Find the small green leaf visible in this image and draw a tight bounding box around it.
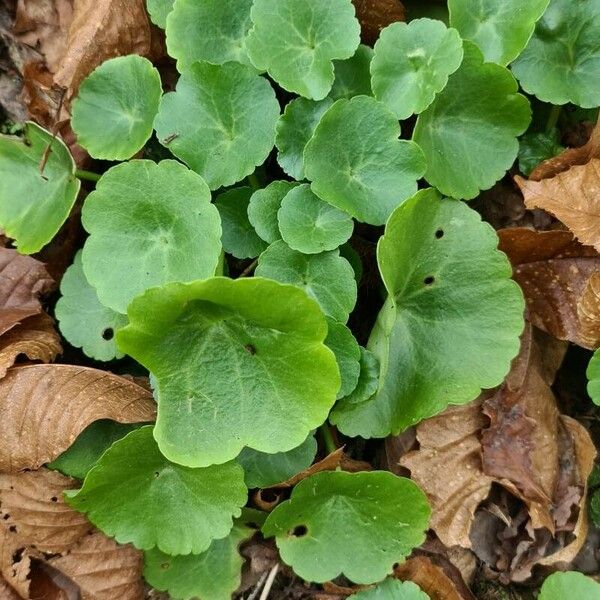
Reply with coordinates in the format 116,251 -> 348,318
278,184 -> 354,254
147,0 -> 174,28
215,187 -> 267,259
116,277 -> 339,467
330,44 -> 374,100
166,0 -> 254,71
512,0 -> 600,108
591,489 -> 600,527
305,96 -> 426,225
248,181 -> 298,244
341,347 -> 379,405
246,0 -> 361,100
371,19 -> 463,120
81,160 -> 221,314
154,61 -> 279,190
413,42 -> 531,199
331,189 -> 524,437
48,420 -> 141,480
539,572 -> 600,600
275,97 -> 333,181
55,251 -> 128,361
237,434 -> 318,489
518,129 -> 564,176
255,241 -> 357,323
71,55 -> 162,161
340,243 -> 363,284
449,0 -> 550,65
262,471 -> 430,584
587,350 -> 600,405
350,579 -> 430,600
325,318 -> 361,399
0,122 -> 80,254
66,426 -> 247,555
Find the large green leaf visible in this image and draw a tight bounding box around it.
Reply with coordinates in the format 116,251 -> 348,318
117,277 -> 339,467
413,42 -> 531,199
304,96 -> 426,225
371,19 -> 463,120
71,55 -> 161,160
66,426 -> 247,555
331,189 -> 524,437
0,122 -> 80,254
147,0 -> 174,28
449,0 -> 549,65
154,61 -> 279,190
81,160 -> 221,314
350,579 -> 430,600
330,44 -> 374,100
246,0 -> 361,100
340,347 -> 379,405
325,318 -> 361,399
587,350 -> 600,406
262,471 -> 430,584
248,181 -> 298,243
512,0 -> 600,108
539,572 -> 600,599
166,0 -> 254,71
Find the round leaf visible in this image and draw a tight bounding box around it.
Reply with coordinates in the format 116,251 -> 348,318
66,426 -> 247,555
325,318 -> 361,399
330,44 -> 374,100
71,55 -> 162,160
81,160 -> 221,314
587,350 -> 600,406
0,122 -> 80,254
262,471 -> 430,584
518,129 -> 564,176
255,241 -> 357,323
449,0 -> 550,65
350,579 -> 430,600
371,20 -> 463,121
331,189 -> 525,437
154,61 -> 280,190
246,0 -> 361,100
55,251 -> 128,361
304,96 -> 426,225
248,181 -> 298,244
166,0 -> 254,71
413,42 -> 531,199
512,0 -> 600,108
147,0 -> 174,28
341,347 -> 379,405
116,277 -> 340,467
278,184 -> 354,254
539,571 -> 600,600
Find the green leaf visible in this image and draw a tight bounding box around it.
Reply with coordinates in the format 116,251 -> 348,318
66,426 -> 247,555
166,0 -> 253,71
246,0 -> 361,100
262,471 -> 430,584
81,160 -> 221,314
448,0 -> 550,65
539,572 -> 600,600
330,44 -> 374,100
248,181 -> 298,244
350,579 -> 430,600
341,347 -> 379,405
278,184 -> 354,254
48,420 -> 141,480
55,251 -> 128,361
518,129 -> 564,176
215,187 -> 267,259
116,277 -> 339,467
371,19 -> 463,120
304,96 -> 426,225
591,489 -> 600,527
237,434 -> 318,488
255,241 -> 357,323
331,189 -> 524,437
0,122 -> 80,254
587,350 -> 600,406
340,243 -> 363,284
275,97 -> 333,181
325,318 -> 361,399
512,0 -> 600,108
154,61 -> 279,190
147,0 -> 174,28
71,55 -> 162,161
413,42 -> 531,199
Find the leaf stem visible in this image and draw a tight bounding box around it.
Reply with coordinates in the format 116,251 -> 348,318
75,169 -> 102,183
239,258 -> 258,278
546,105 -> 561,133
320,423 -> 337,455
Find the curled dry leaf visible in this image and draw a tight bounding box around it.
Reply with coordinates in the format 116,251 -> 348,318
578,272 -> 600,349
352,0 -> 405,45
0,364 -> 156,472
267,448 -> 346,489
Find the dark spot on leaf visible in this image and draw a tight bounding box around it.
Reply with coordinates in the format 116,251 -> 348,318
12,548 -> 24,564
50,496 -> 58,503
435,229 -> 444,239
289,524 -> 308,537
3,514 -> 9,520
9,525 -> 17,533
154,471 -> 160,478
160,562 -> 170,570
260,489 -> 279,503
244,344 -> 256,355
423,276 -> 435,286
102,328 -> 114,341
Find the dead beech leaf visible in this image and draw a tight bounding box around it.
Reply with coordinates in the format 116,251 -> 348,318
0,364 -> 156,472
0,576 -> 21,600
352,0 -> 405,45
515,159 -> 600,251
578,272 -> 600,348
268,448 -> 345,489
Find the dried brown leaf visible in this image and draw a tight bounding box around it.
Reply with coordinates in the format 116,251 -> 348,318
352,0 -> 405,45
0,364 -> 156,472
0,576 -> 21,600
268,448 -> 346,489
578,272 -> 600,348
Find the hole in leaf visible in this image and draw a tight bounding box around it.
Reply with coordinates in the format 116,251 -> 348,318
154,471 -> 160,478
102,328 -> 114,341
423,276 -> 435,286
12,548 -> 24,564
435,229 -> 444,239
50,496 -> 58,503
244,344 -> 256,355
9,525 -> 17,533
160,562 -> 170,571
3,514 -> 9,520
289,524 -> 308,538
260,489 -> 279,503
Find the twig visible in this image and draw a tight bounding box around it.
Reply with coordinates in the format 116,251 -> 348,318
259,564 -> 279,600
239,259 -> 258,278
246,570 -> 270,600
39,87 -> 67,176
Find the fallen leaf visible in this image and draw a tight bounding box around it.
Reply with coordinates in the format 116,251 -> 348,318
0,364 -> 156,472
352,0 -> 405,45
0,576 -> 21,600
578,272 -> 600,349
268,448 -> 346,489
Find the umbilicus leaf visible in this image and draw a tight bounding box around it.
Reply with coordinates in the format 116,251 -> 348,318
349,579 -> 430,600
246,0 -> 361,100
304,96 -> 426,225
66,426 -> 247,555
331,189 -> 524,438
413,42 -> 531,199
117,277 -> 340,467
0,122 -> 80,254
539,571 -> 600,600
587,350 -> 600,406
81,160 -> 221,314
154,61 -> 279,190
371,19 -> 463,120
262,470 -> 430,584
71,55 -> 162,160
330,44 -> 374,100
147,0 -> 174,28
325,318 -> 361,399
248,181 -> 298,244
